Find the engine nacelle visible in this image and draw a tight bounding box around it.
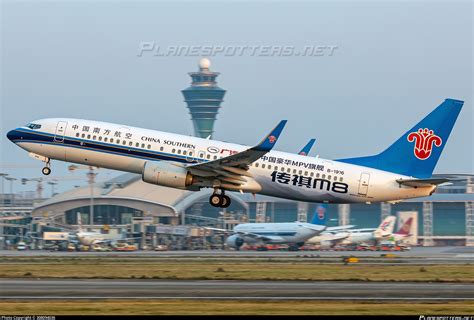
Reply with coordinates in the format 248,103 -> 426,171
225,234 -> 245,249
142,161 -> 193,189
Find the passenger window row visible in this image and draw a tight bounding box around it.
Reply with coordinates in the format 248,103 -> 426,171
250,162 -> 344,182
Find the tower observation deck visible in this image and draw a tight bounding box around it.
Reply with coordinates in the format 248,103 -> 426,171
182,58 -> 226,139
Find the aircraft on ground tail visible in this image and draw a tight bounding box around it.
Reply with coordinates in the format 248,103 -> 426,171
6,99 -> 464,208
298,139 -> 316,156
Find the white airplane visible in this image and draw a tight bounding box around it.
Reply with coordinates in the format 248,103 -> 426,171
306,216 -> 396,247
6,99 -> 463,208
73,213 -> 139,246
222,220 -> 355,250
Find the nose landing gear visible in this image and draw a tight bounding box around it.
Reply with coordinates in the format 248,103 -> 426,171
42,159 -> 51,175
209,189 -> 231,208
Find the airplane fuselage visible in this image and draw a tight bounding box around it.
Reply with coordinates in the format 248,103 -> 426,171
7,118 -> 436,204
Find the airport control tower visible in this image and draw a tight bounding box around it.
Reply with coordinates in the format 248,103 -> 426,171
182,58 -> 226,139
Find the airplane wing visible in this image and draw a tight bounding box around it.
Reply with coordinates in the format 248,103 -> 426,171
298,139 -> 316,156
396,178 -> 451,187
325,225 -> 355,232
346,228 -> 376,232
327,233 -> 351,241
204,228 -> 283,242
235,231 -> 280,242
301,224 -> 327,233
186,120 -> 287,191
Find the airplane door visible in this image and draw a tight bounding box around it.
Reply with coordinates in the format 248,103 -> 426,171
358,172 -> 370,196
53,121 -> 68,143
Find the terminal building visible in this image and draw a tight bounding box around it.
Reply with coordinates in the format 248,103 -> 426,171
1,59 -> 473,248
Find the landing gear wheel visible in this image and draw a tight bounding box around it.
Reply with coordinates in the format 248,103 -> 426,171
221,195 -> 231,208
209,194 -> 223,207
42,167 -> 51,175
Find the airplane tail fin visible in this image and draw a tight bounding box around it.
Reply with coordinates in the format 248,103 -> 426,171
394,217 -> 413,236
310,204 -> 327,225
337,99 -> 464,178
375,216 -> 396,237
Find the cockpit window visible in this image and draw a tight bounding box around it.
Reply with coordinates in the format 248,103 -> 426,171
26,123 -> 42,130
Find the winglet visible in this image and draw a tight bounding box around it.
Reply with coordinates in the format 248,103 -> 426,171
253,120 -> 287,151
299,138 -> 316,156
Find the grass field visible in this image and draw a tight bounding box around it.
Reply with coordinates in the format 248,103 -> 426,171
1,300 -> 473,315
0,257 -> 472,282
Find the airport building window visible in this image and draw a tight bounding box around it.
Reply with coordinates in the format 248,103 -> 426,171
65,205 -> 143,225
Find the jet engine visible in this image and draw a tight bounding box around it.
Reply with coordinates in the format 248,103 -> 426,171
142,161 -> 194,189
225,234 -> 245,250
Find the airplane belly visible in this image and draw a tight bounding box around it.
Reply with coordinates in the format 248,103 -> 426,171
18,142 -> 66,161
65,146 -> 145,174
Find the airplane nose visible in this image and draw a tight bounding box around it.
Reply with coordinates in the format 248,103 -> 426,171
6,129 -> 17,141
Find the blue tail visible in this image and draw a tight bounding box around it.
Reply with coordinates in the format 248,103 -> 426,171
337,99 -> 464,178
311,204 -> 327,225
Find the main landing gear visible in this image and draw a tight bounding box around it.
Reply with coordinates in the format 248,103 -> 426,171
209,189 -> 231,208
42,159 -> 51,176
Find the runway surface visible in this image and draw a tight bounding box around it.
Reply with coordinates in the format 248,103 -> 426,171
1,247 -> 473,264
1,279 -> 473,300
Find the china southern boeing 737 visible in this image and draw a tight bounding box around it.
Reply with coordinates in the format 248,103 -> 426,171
6,99 -> 463,208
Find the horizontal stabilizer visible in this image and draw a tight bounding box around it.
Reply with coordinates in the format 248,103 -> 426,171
396,178 -> 451,187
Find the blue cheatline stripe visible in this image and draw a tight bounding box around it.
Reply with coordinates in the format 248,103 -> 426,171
11,128 -> 207,165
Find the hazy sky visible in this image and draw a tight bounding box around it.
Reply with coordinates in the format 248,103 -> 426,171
1,0 -> 472,195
